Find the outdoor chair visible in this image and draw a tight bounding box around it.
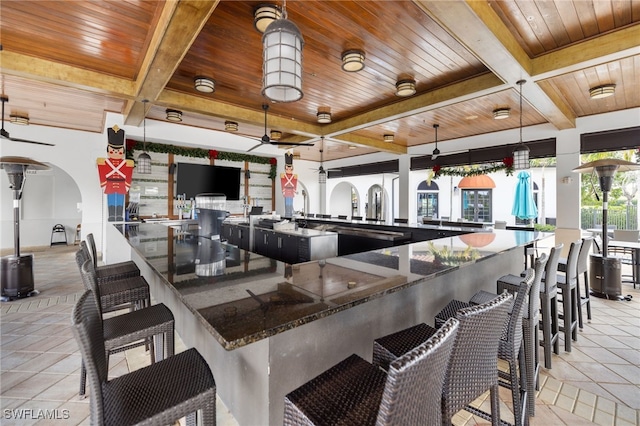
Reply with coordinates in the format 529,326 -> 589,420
77,259 -> 175,398
71,290 -> 216,425
283,318 -> 459,426
372,292 -> 513,426
556,239 -> 582,352
394,218 -> 409,224
75,249 -> 150,314
559,237 -> 593,328
86,233 -> 140,282
611,230 -> 639,286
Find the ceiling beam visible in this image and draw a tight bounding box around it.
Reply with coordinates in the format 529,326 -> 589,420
413,0 -> 576,130
0,51 -> 136,97
124,0 -> 220,126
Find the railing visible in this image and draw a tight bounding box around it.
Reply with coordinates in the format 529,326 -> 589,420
581,206 -> 638,230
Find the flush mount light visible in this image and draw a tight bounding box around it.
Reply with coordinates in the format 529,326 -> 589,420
383,134 -> 394,143
395,79 -> 416,97
348,145 -> 357,150
589,84 -> 616,99
9,114 -> 29,125
317,106 -> 331,123
253,3 -> 282,33
224,121 -> 238,132
341,50 -> 365,72
194,76 -> 215,93
166,109 -> 182,122
270,130 -> 282,140
493,108 -> 510,120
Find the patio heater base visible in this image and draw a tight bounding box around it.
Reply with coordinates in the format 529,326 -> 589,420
0,254 -> 38,301
589,254 -> 628,301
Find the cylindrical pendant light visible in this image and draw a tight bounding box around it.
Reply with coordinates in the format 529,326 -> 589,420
261,1 -> 304,103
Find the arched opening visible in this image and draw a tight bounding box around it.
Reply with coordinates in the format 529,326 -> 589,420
329,182 -> 358,218
417,180 -> 440,219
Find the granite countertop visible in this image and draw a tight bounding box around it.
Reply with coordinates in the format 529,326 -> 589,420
121,222 -> 549,350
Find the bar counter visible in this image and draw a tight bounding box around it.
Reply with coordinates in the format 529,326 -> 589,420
105,222 -> 550,426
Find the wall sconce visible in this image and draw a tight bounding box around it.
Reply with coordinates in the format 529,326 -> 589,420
317,106 -> 331,123
395,79 -> 416,97
589,84 -> 616,99
561,176 -> 573,184
383,134 -> 394,143
194,76 -> 215,93
493,108 -> 510,120
225,121 -> 238,132
253,3 -> 282,33
270,130 -> 282,140
341,50 -> 365,72
166,109 -> 182,122
245,169 -> 251,179
9,114 -> 29,125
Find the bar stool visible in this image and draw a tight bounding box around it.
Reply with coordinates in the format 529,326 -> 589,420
559,237 -> 593,329
494,253 -> 547,418
539,245 -> 563,369
86,233 -> 140,282
372,292 -> 513,425
283,318 -> 459,426
557,240 -> 582,352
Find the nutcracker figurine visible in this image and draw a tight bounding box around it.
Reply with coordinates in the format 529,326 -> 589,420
280,152 -> 298,218
97,125 -> 134,221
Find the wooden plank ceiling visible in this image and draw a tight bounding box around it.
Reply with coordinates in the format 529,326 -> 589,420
1,0 -> 638,162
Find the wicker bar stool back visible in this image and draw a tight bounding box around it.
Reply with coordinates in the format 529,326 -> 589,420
557,240 -> 582,352
441,291 -> 512,426
77,259 -> 175,398
539,244 -> 562,369
85,234 -> 140,282
71,290 -> 216,426
75,248 -> 150,314
283,317 -> 460,426
575,237 -> 593,328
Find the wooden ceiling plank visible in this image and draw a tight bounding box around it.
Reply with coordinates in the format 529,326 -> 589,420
414,0 -> 575,130
0,51 -> 136,97
329,135 -> 407,155
125,0 -> 220,125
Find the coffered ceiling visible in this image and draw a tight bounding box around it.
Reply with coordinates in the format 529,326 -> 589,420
1,0 -> 638,162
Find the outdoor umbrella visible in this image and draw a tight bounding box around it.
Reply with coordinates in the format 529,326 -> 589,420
511,171 -> 538,221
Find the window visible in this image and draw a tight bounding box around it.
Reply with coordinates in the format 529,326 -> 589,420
417,181 -> 439,218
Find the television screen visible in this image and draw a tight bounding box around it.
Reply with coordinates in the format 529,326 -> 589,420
176,163 -> 241,200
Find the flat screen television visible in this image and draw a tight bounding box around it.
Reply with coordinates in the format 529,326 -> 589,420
176,163 -> 241,200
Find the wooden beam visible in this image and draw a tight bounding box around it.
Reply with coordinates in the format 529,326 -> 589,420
124,0 -> 220,126
413,0 -> 575,130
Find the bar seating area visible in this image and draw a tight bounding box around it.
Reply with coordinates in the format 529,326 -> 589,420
3,238 -> 640,425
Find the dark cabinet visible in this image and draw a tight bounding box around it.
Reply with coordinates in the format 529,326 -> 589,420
222,223 -> 250,251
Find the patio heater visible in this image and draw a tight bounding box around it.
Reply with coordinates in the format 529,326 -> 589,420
0,156 -> 50,301
573,159 -> 640,300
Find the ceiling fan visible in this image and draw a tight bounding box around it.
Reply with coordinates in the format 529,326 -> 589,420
0,96 -> 55,146
247,103 -> 314,152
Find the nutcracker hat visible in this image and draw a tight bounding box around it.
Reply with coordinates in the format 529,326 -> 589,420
107,126 -> 125,148
285,152 -> 294,166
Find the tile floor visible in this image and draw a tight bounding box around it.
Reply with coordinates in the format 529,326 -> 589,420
1,244 -> 638,425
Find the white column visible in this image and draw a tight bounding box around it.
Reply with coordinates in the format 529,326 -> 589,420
555,129 -> 581,229
398,155 -> 410,220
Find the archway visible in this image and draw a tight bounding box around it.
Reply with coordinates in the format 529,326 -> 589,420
366,184 -> 387,220
330,182 -> 359,218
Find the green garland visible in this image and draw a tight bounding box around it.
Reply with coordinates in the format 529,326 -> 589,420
126,140 -> 278,180
432,157 -> 514,178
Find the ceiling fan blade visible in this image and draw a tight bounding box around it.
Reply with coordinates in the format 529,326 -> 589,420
270,141 -> 314,147
247,143 -> 263,152
8,136 -> 55,146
